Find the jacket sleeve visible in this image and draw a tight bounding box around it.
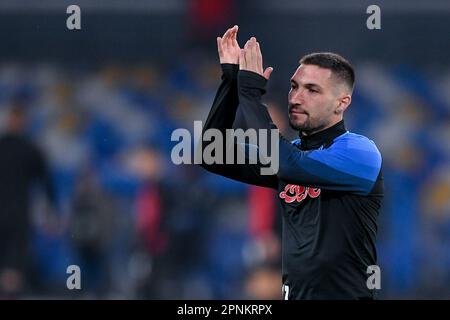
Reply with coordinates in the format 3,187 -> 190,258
198,64 -> 279,189
237,70 -> 382,195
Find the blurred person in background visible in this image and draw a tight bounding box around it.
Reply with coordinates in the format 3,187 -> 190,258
68,168 -> 116,298
0,103 -> 57,298
127,146 -> 169,298
129,146 -> 213,299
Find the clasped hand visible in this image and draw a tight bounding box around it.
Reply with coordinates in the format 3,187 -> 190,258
217,25 -> 273,80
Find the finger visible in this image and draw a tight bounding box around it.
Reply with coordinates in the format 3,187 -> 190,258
229,25 -> 238,35
245,43 -> 253,71
248,37 -> 258,72
222,27 -> 233,40
263,67 -> 274,80
222,32 -> 229,52
243,40 -> 250,67
244,39 -> 250,50
232,25 -> 238,37
221,28 -> 232,52
226,28 -> 235,48
224,25 -> 237,42
239,49 -> 246,70
217,37 -> 223,56
230,25 -> 238,38
231,25 -> 239,47
250,37 -> 258,72
256,41 -> 262,73
245,38 -> 253,57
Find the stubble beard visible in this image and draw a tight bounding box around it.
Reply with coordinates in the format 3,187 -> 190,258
289,116 -> 329,136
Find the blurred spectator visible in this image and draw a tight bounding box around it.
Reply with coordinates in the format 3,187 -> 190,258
0,104 -> 56,298
68,168 -> 116,298
244,265 -> 281,300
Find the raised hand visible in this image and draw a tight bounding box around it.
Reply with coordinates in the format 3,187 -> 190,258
239,37 -> 273,80
217,25 -> 241,64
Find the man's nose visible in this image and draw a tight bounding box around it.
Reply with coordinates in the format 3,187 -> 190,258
289,89 -> 304,105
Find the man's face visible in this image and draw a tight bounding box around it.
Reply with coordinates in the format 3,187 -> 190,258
288,64 -> 342,134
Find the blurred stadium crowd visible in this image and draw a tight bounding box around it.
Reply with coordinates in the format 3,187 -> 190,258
0,56 -> 449,299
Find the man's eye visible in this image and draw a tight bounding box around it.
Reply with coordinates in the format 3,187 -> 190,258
308,88 -> 318,93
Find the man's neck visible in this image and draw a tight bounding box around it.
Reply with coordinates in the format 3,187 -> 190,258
301,119 -> 343,137
298,119 -> 346,151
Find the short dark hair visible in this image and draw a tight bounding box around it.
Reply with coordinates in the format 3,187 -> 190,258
299,52 -> 355,91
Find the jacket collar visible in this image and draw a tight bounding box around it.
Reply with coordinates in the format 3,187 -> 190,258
299,120 -> 347,150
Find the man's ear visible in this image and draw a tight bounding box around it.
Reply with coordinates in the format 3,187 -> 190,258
335,95 -> 351,115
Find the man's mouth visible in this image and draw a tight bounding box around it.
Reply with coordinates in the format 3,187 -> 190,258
289,108 -> 307,115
